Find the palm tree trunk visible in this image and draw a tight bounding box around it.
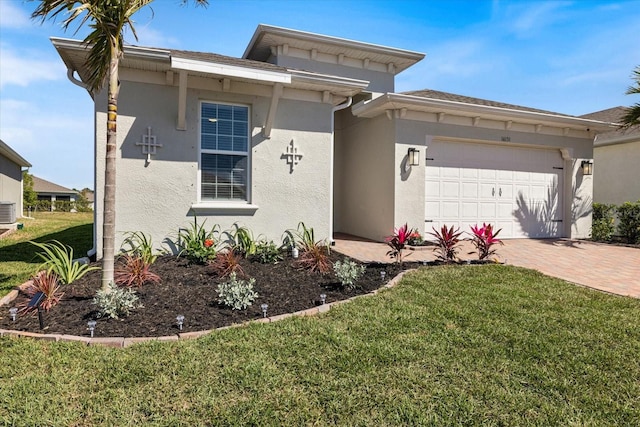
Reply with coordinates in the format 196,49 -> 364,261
101,44 -> 120,291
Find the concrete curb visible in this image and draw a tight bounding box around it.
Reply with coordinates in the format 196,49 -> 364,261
0,269 -> 414,348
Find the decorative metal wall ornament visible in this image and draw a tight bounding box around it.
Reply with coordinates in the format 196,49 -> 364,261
282,139 -> 303,172
136,127 -> 163,162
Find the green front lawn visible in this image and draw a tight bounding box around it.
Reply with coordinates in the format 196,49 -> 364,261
0,212 -> 93,295
1,265 -> 638,426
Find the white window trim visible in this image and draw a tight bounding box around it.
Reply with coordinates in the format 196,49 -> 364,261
196,100 -> 255,210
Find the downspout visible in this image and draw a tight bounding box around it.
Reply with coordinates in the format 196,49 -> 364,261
329,96 -> 352,243
65,67 -> 98,259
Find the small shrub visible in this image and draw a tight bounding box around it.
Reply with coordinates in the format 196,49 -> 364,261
407,230 -> 423,246
216,272 -> 258,310
284,222 -> 332,273
616,200 -> 640,244
428,225 -> 463,263
21,271 -> 64,312
468,223 -> 503,260
93,282 -> 140,319
296,242 -> 332,273
253,240 -> 283,264
210,249 -> 245,278
228,225 -> 261,258
333,259 -> 366,290
385,223 -> 416,264
114,254 -> 161,288
31,240 -> 99,285
121,231 -> 160,265
177,217 -> 220,264
591,203 -> 616,241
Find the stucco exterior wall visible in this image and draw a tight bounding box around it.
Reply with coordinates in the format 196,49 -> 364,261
274,55 -> 395,94
0,155 -> 23,218
594,140 -> 640,205
334,112 -> 395,241
93,78 -> 334,257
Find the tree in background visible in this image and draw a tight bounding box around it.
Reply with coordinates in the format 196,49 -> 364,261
31,0 -> 208,291
621,66 -> 640,128
22,170 -> 37,212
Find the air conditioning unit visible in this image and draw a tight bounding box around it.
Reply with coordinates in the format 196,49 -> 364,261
0,202 -> 16,224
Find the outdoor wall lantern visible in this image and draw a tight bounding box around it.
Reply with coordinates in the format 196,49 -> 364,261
581,160 -> 594,175
407,147 -> 420,166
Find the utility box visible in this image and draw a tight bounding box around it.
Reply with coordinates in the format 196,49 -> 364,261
0,202 -> 16,224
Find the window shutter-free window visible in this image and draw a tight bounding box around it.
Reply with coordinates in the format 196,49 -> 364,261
200,102 -> 249,201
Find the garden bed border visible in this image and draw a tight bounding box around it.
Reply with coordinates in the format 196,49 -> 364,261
0,270 -> 414,348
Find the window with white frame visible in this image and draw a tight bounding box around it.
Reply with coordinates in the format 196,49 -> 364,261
200,102 -> 249,201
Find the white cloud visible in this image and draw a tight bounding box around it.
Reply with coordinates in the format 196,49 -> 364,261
0,2 -> 31,29
0,46 -> 65,88
493,1 -> 572,37
124,24 -> 178,48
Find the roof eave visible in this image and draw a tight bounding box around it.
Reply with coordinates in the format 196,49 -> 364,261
0,141 -> 31,167
353,93 -> 616,132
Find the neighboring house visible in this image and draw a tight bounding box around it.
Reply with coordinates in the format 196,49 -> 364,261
32,175 -> 77,211
580,107 -> 640,205
52,24 -> 614,257
0,140 -> 31,223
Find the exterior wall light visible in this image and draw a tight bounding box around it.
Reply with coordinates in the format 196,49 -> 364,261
407,148 -> 420,166
581,160 -> 593,175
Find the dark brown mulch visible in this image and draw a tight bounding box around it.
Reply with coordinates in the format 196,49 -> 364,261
1,252 -> 417,338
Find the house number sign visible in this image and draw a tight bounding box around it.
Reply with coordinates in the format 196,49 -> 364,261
136,127 -> 163,162
283,139 -> 303,172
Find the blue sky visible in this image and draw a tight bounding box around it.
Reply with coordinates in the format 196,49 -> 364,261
1,0 -> 639,190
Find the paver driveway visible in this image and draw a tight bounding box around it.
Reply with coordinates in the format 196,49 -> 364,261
333,234 -> 640,298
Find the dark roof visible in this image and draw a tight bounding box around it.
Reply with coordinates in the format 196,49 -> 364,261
167,48 -> 288,73
580,106 -> 626,123
402,89 -> 576,118
581,107 -> 640,139
32,176 -> 77,195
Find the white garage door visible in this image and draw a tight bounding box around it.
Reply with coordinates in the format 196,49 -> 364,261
425,140 -> 564,239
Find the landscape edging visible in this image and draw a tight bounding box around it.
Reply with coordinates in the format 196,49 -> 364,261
0,269 -> 415,348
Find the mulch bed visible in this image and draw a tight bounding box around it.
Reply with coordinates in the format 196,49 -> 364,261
1,252 -> 418,338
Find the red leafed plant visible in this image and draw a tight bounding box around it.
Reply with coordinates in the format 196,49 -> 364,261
210,249 -> 245,278
385,223 -> 415,264
428,225 -> 463,263
21,270 -> 64,312
469,223 -> 503,260
115,254 -> 161,288
295,242 -> 332,273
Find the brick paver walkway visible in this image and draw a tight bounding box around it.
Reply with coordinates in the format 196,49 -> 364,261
333,234 -> 640,298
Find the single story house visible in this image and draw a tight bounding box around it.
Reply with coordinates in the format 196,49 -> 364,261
0,139 -> 31,223
32,175 -> 77,211
580,107 -> 640,206
52,24 -> 615,257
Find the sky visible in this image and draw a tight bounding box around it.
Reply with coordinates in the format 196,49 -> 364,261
1,0 -> 639,191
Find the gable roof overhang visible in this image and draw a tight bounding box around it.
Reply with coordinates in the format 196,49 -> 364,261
580,106 -> 640,147
51,37 -> 368,98
352,93 -> 616,135
0,140 -> 31,168
243,24 -> 425,74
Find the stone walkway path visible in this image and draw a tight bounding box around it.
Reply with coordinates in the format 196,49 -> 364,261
333,234 -> 640,298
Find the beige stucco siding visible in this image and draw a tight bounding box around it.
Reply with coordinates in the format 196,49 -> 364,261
93,78 -> 334,257
594,140 -> 640,205
334,112 -> 395,241
0,156 -> 24,218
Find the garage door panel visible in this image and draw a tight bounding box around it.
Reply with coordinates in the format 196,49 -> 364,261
442,202 -> 459,217
461,202 -> 478,218
425,140 -> 563,239
442,182 -> 460,198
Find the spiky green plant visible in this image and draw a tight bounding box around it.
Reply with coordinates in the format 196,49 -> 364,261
120,231 -> 160,265
31,240 -> 99,285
